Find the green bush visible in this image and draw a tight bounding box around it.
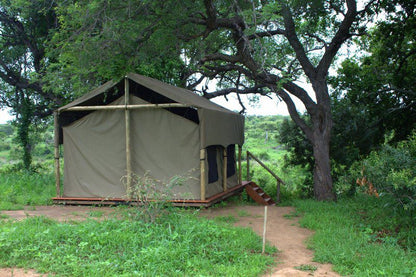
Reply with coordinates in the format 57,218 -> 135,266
338,132 -> 416,213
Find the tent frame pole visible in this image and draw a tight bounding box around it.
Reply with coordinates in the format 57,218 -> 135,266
54,111 -> 61,197
238,145 -> 242,184
223,147 -> 227,192
125,77 -> 132,198
62,103 -> 190,111
200,149 -> 206,200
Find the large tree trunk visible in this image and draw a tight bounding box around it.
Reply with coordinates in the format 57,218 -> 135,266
310,100 -> 336,201
312,130 -> 336,201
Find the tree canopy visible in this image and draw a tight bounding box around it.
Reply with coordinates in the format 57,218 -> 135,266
1,0 -> 413,200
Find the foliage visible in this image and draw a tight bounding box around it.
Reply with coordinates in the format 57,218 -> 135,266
0,0 -> 63,169
0,212 -> 276,276
46,0 -> 191,97
295,197 -> 416,275
337,132 -> 416,214
329,0 -> 416,146
121,171 -> 189,223
0,172 -> 55,210
243,115 -> 311,202
47,0 -> 380,200
0,123 -> 55,169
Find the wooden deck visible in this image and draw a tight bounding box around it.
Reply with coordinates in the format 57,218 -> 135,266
52,182 -> 249,207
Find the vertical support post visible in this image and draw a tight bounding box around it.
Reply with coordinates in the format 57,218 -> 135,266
222,147 -> 227,192
124,77 -> 132,198
262,205 -> 268,254
246,151 -> 250,181
238,145 -> 242,184
54,111 -> 61,197
200,149 -> 206,200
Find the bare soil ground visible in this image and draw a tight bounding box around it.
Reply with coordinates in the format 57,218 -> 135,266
0,204 -> 339,277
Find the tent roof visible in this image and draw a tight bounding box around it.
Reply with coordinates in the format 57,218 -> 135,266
58,73 -> 234,114
57,73 -> 244,147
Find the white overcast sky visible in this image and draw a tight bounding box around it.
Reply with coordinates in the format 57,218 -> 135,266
0,95 -> 297,124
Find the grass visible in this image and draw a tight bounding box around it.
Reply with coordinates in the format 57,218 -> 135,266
294,196 -> 416,276
0,211 -> 276,276
0,172 -> 55,210
294,264 -> 317,272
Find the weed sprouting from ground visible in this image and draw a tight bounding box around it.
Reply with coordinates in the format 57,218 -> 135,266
294,264 -> 317,272
121,171 -> 191,223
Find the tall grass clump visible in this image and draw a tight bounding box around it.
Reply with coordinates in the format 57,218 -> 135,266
294,197 -> 416,276
0,211 -> 276,276
0,171 -> 55,210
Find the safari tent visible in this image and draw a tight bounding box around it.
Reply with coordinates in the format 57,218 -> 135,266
53,73 -> 245,206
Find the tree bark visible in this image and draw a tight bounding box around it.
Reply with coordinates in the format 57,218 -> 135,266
309,83 -> 336,201
312,128 -> 335,201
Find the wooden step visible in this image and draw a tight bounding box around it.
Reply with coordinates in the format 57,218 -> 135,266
244,181 -> 275,206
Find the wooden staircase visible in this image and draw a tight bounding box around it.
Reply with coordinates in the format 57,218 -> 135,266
244,181 -> 275,206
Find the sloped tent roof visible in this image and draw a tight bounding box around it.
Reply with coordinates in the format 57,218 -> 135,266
57,73 -> 244,148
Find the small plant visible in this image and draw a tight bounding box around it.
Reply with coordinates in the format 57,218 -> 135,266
0,213 -> 10,219
237,209 -> 251,217
283,210 -> 300,219
214,215 -> 238,224
88,210 -> 104,218
295,264 -> 318,272
121,171 -> 189,223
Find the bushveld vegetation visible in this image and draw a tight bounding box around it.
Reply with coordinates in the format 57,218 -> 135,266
0,212 -> 276,276
1,115 -> 416,276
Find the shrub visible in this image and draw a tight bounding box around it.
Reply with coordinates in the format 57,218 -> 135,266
337,131 -> 416,214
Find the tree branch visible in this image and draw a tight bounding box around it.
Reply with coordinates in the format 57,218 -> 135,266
247,28 -> 285,40
203,84 -> 268,99
281,4 -> 316,79
317,0 -> 357,78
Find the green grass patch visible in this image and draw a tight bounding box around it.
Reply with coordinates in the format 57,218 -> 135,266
294,196 -> 416,276
0,211 -> 276,276
237,209 -> 251,217
283,210 -> 300,219
0,172 -> 55,210
294,264 -> 317,272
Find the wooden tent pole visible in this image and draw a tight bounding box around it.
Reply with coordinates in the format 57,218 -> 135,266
54,111 -> 61,197
200,149 -> 206,201
62,103 -> 190,111
238,145 -> 242,184
223,147 -> 227,192
124,77 -> 132,198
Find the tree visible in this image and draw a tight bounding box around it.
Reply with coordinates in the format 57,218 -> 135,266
331,0 -> 416,144
49,0 -> 377,200
180,0 -> 375,200
0,0 -> 62,169
280,0 -> 415,191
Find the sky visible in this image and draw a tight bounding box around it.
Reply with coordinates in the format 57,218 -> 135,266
0,94 -> 307,124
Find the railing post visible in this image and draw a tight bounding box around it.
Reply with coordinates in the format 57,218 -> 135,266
276,181 -> 281,203
246,151 -> 250,181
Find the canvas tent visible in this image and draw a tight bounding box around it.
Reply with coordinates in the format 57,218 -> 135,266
54,73 -> 244,204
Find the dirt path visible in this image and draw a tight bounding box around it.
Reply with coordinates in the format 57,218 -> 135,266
201,205 -> 339,276
0,205 -> 339,277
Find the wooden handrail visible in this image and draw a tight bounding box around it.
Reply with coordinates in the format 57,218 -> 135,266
246,150 -> 286,203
